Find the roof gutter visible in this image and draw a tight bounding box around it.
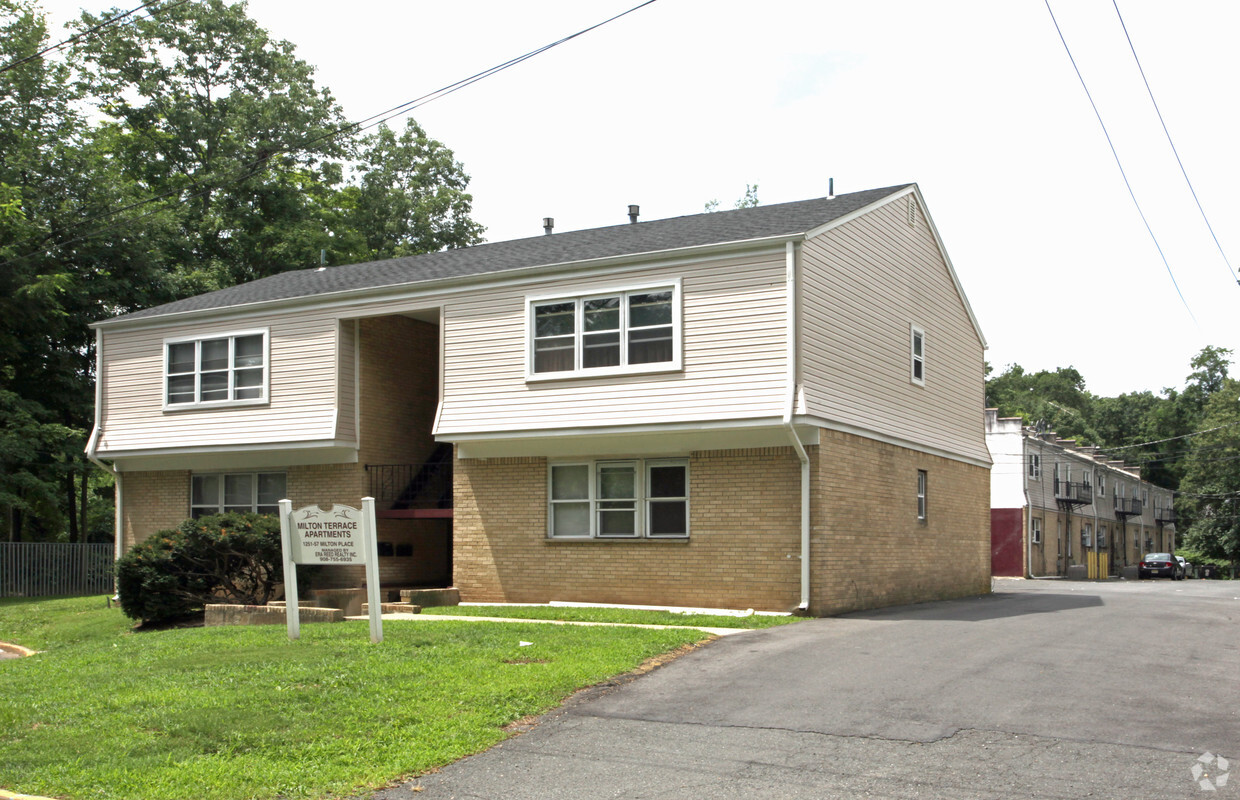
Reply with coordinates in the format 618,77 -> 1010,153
84,328 -> 122,596
781,240 -> 811,613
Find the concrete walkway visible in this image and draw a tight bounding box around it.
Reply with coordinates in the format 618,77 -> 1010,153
345,612 -> 754,637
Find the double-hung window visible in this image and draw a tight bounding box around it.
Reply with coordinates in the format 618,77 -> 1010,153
1030,517 -> 1042,544
549,459 -> 688,538
1028,454 -> 1041,480
191,472 -> 285,518
910,325 -> 926,386
165,330 -> 268,408
917,470 -> 927,522
529,284 -> 680,378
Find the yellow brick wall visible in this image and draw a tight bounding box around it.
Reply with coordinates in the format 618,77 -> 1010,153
453,448 -> 803,611
119,470 -> 190,549
809,429 -> 991,615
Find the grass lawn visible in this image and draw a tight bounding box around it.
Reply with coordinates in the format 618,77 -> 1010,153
422,604 -> 801,629
0,596 -> 712,800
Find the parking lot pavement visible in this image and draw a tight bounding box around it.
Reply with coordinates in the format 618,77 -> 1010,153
375,579 -> 1240,799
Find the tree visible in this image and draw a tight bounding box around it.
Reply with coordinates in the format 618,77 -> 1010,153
704,183 -> 760,212
0,0 -> 140,542
0,0 -> 485,541
985,364 -> 1098,442
332,118 -> 484,263
1177,378 -> 1240,572
70,0 -> 351,291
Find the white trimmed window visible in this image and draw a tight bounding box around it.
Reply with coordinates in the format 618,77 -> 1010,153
910,325 -> 926,385
917,470 -> 927,522
1030,517 -> 1042,544
1098,525 -> 1107,548
548,459 -> 688,538
1082,523 -> 1093,548
1097,472 -> 1106,496
529,284 -> 680,378
165,330 -> 268,408
191,472 -> 285,518
1028,454 -> 1041,480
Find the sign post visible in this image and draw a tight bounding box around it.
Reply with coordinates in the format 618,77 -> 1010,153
278,497 -> 383,643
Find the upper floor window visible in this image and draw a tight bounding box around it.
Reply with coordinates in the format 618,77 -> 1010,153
191,471 -> 285,518
165,330 -> 268,409
1028,454 -> 1041,480
1097,472 -> 1106,496
910,325 -> 926,386
529,284 -> 680,379
549,458 -> 688,539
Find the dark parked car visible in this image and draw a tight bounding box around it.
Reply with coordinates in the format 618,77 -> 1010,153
1139,553 -> 1183,580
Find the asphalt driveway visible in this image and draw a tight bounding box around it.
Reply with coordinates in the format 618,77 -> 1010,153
375,579 -> 1239,799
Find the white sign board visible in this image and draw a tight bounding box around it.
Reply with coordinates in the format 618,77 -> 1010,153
278,498 -> 383,643
290,505 -> 365,565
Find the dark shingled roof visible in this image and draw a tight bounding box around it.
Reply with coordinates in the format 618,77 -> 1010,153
108,184 -> 911,324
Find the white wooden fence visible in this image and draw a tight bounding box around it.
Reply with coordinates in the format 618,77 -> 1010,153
0,543 -> 114,597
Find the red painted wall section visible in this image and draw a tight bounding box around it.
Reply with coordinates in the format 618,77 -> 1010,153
991,508 -> 1024,577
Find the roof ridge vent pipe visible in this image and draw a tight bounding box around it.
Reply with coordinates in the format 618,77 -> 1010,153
828,178 -> 834,199
628,204 -> 640,224
542,217 -> 554,235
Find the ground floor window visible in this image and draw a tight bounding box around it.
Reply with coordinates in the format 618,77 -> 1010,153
549,458 -> 688,539
916,470 -> 927,522
191,472 -> 286,518
1030,517 -> 1042,544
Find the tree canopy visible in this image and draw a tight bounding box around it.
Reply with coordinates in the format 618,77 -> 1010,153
0,0 -> 484,541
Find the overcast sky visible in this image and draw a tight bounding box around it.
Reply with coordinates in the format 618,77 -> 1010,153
37,0 -> 1240,397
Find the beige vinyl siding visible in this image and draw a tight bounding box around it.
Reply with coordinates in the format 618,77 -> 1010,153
799,195 -> 989,463
335,319 -> 358,443
98,310 -> 341,454
435,252 -> 788,434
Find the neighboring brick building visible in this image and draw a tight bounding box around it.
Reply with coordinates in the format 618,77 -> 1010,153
90,184 -> 992,615
985,410 -> 1176,578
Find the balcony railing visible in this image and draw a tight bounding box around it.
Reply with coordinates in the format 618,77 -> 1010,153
366,444 -> 453,518
1114,497 -> 1143,518
1155,507 -> 1176,525
1054,480 -> 1093,507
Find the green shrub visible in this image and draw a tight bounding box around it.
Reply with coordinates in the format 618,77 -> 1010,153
115,513 -> 284,623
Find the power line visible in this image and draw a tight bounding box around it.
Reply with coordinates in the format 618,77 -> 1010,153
0,0 -> 193,75
0,0 -> 660,271
1096,420 -> 1240,451
1043,0 -> 1195,322
1112,0 -> 1240,289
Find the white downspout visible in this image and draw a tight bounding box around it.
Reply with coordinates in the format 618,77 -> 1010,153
781,241 -> 811,612
84,328 -> 123,596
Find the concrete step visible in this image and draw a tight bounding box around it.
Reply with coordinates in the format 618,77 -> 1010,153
400,587 -> 460,607
361,602 -> 422,615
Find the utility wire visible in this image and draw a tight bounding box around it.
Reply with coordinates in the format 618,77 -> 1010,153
0,0 -> 660,271
1044,0 -> 1196,322
1095,420 -> 1240,451
0,0 -> 193,75
1112,0 -> 1240,288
